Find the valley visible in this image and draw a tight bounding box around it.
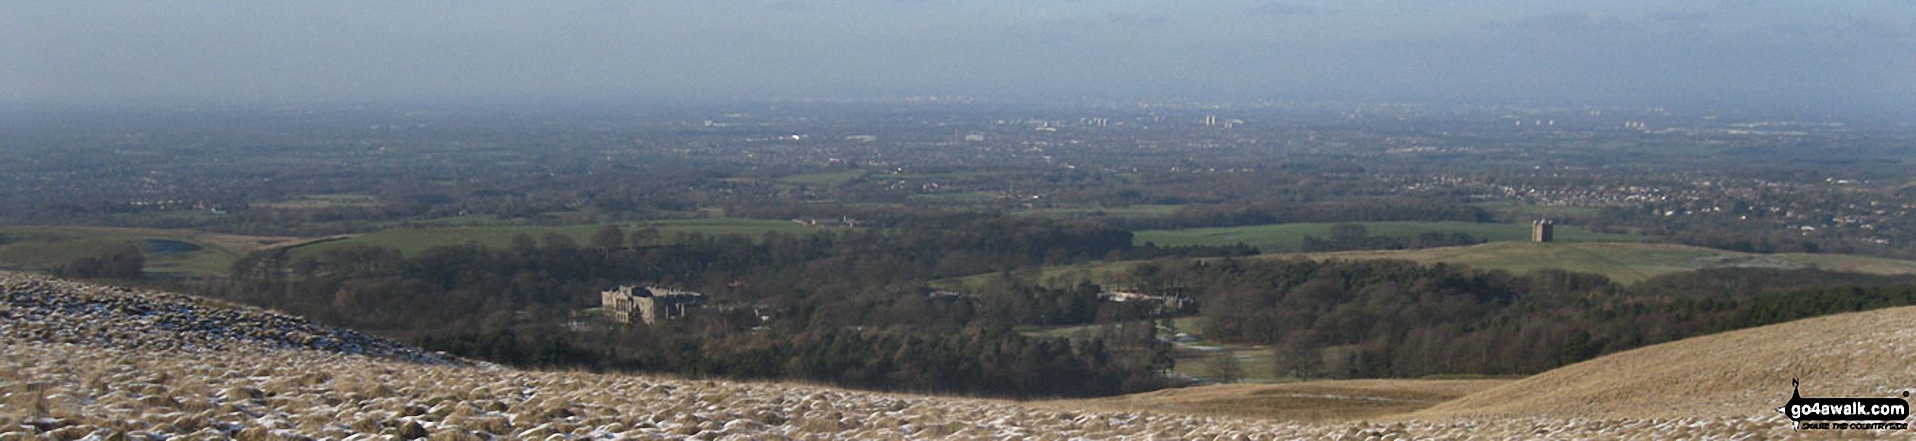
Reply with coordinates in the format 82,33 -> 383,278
8,274 -> 1908,438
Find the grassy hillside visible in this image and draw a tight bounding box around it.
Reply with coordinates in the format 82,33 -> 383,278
1134,221 -> 1646,252
0,226 -> 296,277
947,241 -> 1916,288
1037,379 -> 1508,422
1416,305 -> 1916,420
1043,305 -> 1916,428
286,218 -> 850,259
1293,241 -> 1916,285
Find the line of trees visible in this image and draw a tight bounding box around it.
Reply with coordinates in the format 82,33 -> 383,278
55,248 -> 145,280
1110,199 -> 1494,231
1127,257 -> 1916,379
1297,223 -> 1485,252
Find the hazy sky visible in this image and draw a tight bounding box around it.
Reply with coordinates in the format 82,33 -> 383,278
5,1 -> 1913,113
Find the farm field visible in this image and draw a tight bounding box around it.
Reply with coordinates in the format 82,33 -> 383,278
285,218 -> 852,259
775,170 -> 870,188
253,193 -> 382,210
1291,241 -> 1916,285
1014,204 -> 1185,221
0,226 -> 297,277
904,191 -> 1000,204
1133,221 -> 1646,252
1022,317 -> 1287,384
945,241 -> 1916,289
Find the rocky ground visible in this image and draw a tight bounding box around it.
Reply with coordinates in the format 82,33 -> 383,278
1,273 -> 1901,439
0,274 -> 450,363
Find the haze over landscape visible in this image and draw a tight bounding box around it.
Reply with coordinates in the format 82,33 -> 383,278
5,0 -> 1915,115
6,1 -> 1916,439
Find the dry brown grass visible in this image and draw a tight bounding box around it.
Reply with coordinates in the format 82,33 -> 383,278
1417,305 -> 1916,422
1036,379 -> 1509,422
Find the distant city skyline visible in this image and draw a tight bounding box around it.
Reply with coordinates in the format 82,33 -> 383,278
4,1 -> 1912,117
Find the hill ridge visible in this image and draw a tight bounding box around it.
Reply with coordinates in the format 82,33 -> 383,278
1416,304 -> 1916,420
0,272 -> 453,364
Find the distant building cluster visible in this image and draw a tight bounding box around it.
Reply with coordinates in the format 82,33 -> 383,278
789,216 -> 861,227
601,285 -> 704,325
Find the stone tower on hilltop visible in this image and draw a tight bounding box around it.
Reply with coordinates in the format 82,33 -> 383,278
1532,219 -> 1555,243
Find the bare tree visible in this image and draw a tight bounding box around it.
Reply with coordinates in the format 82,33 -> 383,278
591,224 -> 626,257
1209,351 -> 1244,384
630,226 -> 662,248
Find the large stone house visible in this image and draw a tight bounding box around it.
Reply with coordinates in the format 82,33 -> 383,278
601,285 -> 704,325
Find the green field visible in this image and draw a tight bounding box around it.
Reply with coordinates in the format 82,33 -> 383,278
1175,347 -> 1279,383
905,191 -> 1000,204
286,218 -> 848,259
0,226 -> 295,278
776,170 -> 868,188
1016,204 -> 1184,220
1023,317 -> 1284,383
947,241 -> 1916,289
371,214 -> 514,228
255,193 -> 380,209
1290,241 -> 1916,285
0,218 -> 864,277
1134,221 -> 1646,252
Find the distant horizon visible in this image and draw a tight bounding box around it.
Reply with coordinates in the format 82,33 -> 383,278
5,1 -> 1912,119
0,94 -> 1902,124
